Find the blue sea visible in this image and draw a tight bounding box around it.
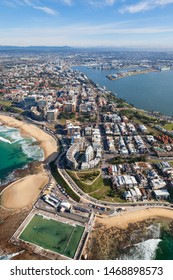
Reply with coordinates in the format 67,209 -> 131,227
0,125 -> 44,184
119,223 -> 173,260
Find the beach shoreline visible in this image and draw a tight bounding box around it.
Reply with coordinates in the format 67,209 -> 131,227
0,114 -> 58,209
0,115 -> 57,159
85,208 -> 173,260
1,173 -> 49,209
96,208 -> 173,229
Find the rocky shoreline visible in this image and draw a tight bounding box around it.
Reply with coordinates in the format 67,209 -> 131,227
84,218 -> 173,260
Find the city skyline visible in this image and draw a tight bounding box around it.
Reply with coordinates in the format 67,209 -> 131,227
1,0 -> 173,49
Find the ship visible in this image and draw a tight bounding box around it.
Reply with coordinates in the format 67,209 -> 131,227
161,66 -> 171,71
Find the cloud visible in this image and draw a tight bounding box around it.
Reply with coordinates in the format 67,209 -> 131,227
120,0 -> 173,13
87,0 -> 117,8
120,1 -> 153,13
74,23 -> 173,35
2,21 -> 173,37
1,21 -> 173,48
14,0 -> 33,5
61,0 -> 73,5
33,6 -> 57,15
5,0 -> 57,15
105,0 -> 116,5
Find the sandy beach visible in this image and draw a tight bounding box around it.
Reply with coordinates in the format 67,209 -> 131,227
0,114 -> 57,159
97,208 -> 173,229
1,173 -> 48,209
0,114 -> 57,209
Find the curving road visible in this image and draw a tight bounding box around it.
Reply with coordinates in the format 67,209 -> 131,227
21,114 -> 173,213
56,149 -> 173,212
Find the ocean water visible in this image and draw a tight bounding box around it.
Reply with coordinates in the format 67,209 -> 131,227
0,125 -> 44,183
74,66 -> 173,116
119,223 -> 173,260
155,230 -> 173,260
0,251 -> 23,260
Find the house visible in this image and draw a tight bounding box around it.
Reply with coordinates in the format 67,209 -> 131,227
153,189 -> 169,200
123,191 -> 133,201
150,178 -> 166,190
133,187 -> 142,200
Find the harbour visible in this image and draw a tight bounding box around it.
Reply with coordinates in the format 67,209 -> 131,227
106,68 -> 159,80
74,66 -> 173,116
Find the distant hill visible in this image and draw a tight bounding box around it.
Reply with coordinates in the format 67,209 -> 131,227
0,45 -> 139,52
0,45 -> 171,53
0,45 -> 73,51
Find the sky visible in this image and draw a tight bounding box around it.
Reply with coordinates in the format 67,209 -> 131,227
1,0 -> 173,49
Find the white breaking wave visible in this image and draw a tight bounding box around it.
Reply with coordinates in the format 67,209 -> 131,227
0,125 -> 18,134
147,223 -> 161,239
3,130 -> 24,143
22,141 -> 44,161
0,125 -> 44,161
0,125 -> 22,144
134,238 -> 162,260
1,168 -> 20,185
120,223 -> 162,260
120,238 -> 161,260
0,251 -> 24,260
0,136 -> 12,144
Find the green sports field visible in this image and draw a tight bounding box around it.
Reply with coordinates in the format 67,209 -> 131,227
19,214 -> 84,258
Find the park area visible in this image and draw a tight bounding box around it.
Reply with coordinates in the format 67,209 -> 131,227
19,214 -> 84,259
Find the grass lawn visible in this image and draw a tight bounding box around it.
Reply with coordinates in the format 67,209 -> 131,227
67,171 -> 126,203
67,170 -> 104,193
20,214 -> 84,258
163,123 -> 173,131
0,100 -> 12,106
76,170 -> 100,184
0,100 -> 24,114
57,118 -> 67,125
91,188 -> 125,203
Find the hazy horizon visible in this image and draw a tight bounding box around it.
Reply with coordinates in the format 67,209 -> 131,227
1,1 -> 173,49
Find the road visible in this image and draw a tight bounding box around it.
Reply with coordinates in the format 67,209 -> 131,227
56,148 -> 173,213
4,112 -> 173,214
